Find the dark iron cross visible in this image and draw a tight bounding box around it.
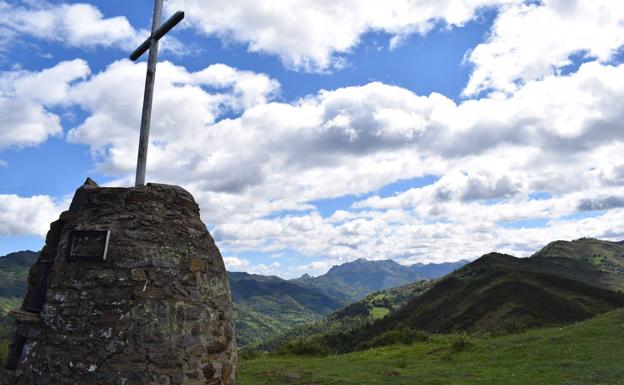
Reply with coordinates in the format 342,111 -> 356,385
130,0 -> 184,186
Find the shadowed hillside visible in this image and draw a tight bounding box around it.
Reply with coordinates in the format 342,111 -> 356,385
374,253 -> 624,335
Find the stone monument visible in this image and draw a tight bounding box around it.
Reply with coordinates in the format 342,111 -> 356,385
3,180 -> 237,384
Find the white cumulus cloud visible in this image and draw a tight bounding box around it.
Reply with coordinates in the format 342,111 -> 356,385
0,194 -> 68,237
464,0 -> 624,95
223,256 -> 250,271
166,0 -> 516,71
0,59 -> 90,149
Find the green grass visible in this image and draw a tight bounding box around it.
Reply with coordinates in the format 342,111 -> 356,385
370,306 -> 389,319
0,297 -> 21,316
237,309 -> 624,385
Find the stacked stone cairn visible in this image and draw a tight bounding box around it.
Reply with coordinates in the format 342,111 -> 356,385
3,179 -> 237,385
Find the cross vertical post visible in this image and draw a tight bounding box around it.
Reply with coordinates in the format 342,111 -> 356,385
130,1 -> 185,186
135,0 -> 162,187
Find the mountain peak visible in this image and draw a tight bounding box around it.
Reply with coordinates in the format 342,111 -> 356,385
293,257 -> 468,303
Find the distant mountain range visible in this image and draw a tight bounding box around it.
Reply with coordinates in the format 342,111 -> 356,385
291,258 -> 468,303
263,238 -> 624,354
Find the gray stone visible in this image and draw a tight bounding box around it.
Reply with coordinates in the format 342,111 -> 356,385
4,183 -> 237,385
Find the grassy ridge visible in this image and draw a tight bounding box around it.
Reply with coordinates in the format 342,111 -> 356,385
237,309 -> 624,385
532,238 -> 624,291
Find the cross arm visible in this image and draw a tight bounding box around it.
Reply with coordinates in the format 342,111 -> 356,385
130,11 -> 185,61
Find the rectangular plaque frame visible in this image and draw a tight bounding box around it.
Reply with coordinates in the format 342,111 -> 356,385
67,230 -> 110,262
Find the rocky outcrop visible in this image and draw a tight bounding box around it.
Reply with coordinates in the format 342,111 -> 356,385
4,181 -> 237,385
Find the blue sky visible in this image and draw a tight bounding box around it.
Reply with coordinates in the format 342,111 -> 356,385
1,0 -> 623,277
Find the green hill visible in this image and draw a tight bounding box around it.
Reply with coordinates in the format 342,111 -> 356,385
237,308 -> 624,385
0,250 -> 38,319
0,251 -> 37,300
531,238 -> 624,290
371,252 -> 624,336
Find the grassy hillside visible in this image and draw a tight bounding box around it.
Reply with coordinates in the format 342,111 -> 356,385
380,254 -> 624,333
0,251 -> 37,299
237,308 -> 624,385
532,238 -> 624,290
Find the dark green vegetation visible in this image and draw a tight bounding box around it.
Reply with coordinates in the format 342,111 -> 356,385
261,239 -> 624,354
292,258 -> 467,303
237,309 -> 624,385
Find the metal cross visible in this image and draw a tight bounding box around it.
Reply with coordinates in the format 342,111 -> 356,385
130,0 -> 185,186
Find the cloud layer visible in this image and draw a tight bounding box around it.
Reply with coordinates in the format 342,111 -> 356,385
2,56 -> 623,276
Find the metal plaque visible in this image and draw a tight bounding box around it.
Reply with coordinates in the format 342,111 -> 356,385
67,230 -> 110,262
